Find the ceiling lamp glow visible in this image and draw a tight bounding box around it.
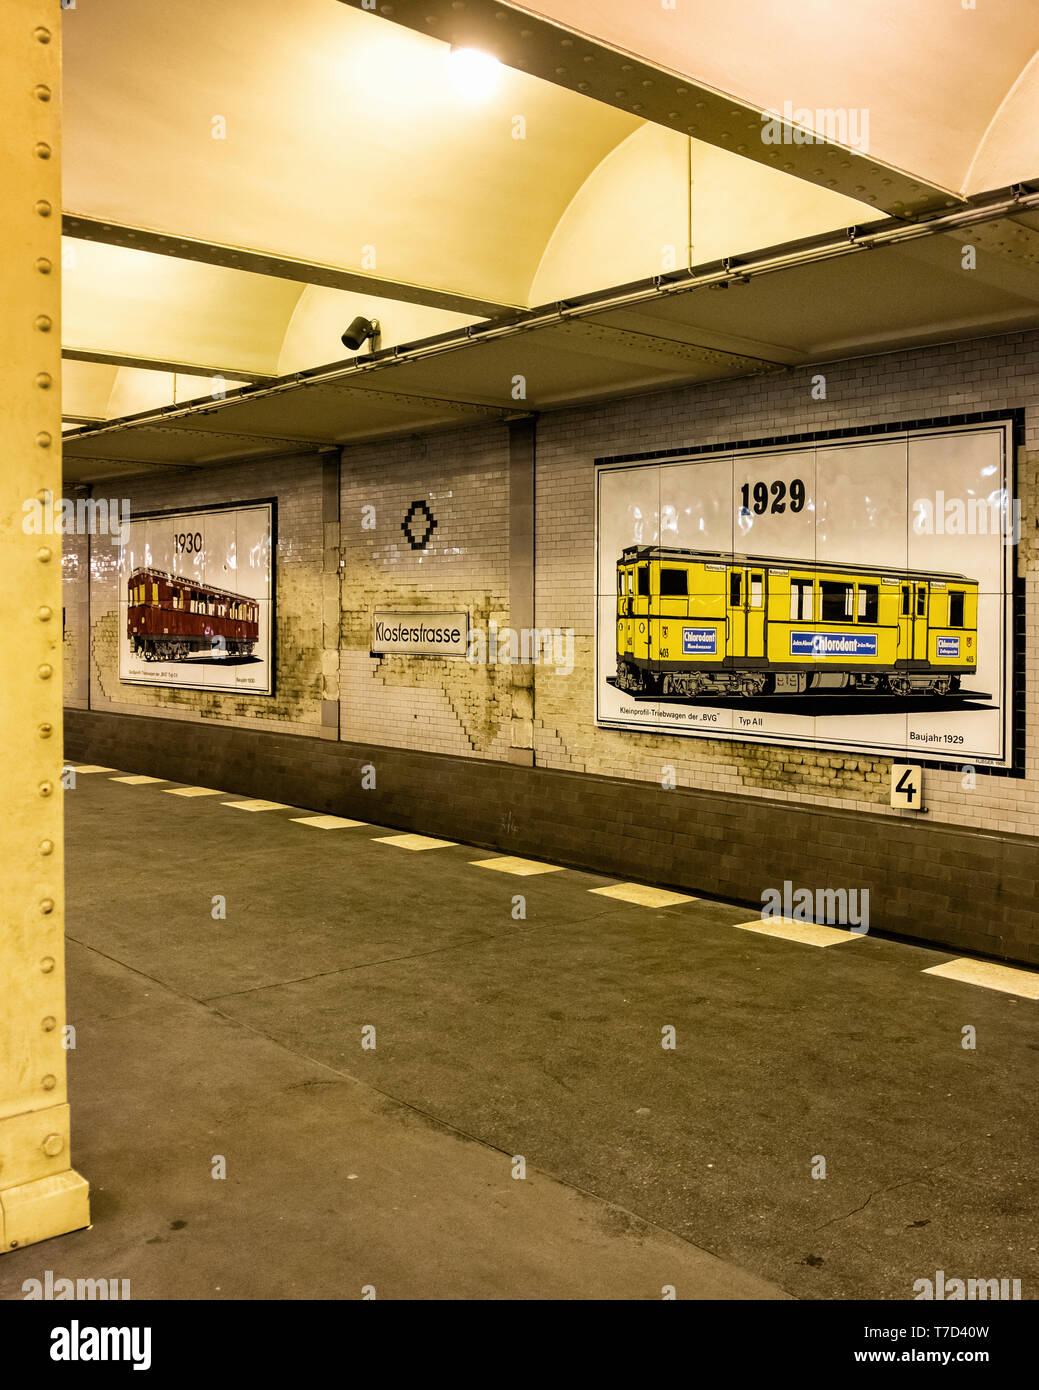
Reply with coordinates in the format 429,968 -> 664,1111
448,47 -> 501,99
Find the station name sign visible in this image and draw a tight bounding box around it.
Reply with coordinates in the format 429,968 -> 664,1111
371,612 -> 469,657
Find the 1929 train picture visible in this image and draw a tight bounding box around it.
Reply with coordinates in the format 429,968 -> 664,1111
127,567 -> 260,662
615,545 -> 979,699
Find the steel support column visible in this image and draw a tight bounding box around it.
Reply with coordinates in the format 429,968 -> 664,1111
0,0 -> 90,1253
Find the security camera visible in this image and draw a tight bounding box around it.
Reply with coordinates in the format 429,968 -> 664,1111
342,316 -> 381,352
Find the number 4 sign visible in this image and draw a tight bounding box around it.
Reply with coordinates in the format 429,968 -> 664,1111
891,763 -> 923,811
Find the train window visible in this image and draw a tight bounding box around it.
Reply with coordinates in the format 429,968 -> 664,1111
949,591 -> 965,627
916,587 -> 926,617
729,571 -> 742,606
659,568 -> 688,597
637,566 -> 650,597
901,585 -> 911,616
750,574 -> 763,608
790,578 -> 813,620
858,585 -> 878,623
821,581 -> 853,621
617,571 -> 624,595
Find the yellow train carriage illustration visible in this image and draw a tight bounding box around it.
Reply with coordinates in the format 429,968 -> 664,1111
615,546 -> 979,698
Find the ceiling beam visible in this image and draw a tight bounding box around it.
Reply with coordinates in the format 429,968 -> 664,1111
62,347 -> 273,385
62,183 -> 1039,461
340,0 -> 961,220
62,214 -> 515,320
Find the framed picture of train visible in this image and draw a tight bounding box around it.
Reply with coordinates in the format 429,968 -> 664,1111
117,500 -> 274,695
595,418 -> 1017,768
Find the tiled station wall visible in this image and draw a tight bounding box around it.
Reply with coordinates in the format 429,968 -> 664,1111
535,331 -> 1039,839
63,428 -> 516,756
337,423 -> 514,760
65,451 -> 331,735
62,522 -> 89,709
63,329 -> 1039,960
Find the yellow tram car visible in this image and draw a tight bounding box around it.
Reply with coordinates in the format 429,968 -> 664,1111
616,546 -> 979,698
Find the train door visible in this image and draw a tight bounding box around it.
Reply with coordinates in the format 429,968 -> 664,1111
746,569 -> 765,657
617,565 -> 633,660
727,567 -> 747,658
898,583 -> 912,659
633,561 -> 651,662
912,581 -> 928,660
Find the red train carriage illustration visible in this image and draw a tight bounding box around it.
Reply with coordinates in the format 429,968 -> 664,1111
127,567 -> 259,661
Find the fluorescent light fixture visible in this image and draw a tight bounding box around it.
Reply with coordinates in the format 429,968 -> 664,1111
448,46 -> 501,99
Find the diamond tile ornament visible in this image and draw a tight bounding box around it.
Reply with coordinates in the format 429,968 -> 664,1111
401,499 -> 438,551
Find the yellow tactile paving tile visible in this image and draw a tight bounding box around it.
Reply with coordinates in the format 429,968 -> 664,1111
590,883 -> 696,908
110,775 -> 166,785
164,787 -> 227,798
923,958 -> 1039,1000
291,815 -> 367,829
68,765 -> 117,774
222,799 -> 291,812
472,856 -> 564,876
376,833 -> 455,851
735,917 -> 863,948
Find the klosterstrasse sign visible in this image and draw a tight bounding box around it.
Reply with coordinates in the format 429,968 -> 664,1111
371,612 -> 468,657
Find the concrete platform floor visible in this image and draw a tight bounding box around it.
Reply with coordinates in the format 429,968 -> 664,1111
1,768 -> 1036,1300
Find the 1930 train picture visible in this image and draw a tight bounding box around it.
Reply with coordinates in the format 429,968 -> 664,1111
615,546 -> 979,699
127,567 -> 260,661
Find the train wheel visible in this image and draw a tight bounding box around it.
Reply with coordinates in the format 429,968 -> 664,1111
618,661 -> 656,694
738,675 -> 767,697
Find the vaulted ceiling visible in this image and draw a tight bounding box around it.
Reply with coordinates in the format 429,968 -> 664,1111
60,0 -> 1039,475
